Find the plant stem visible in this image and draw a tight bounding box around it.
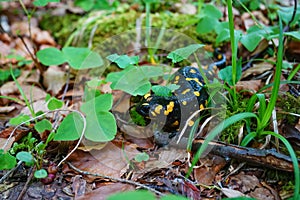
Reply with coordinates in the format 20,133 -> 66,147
10,66 -> 36,117
197,0 -> 204,15
145,2 -> 154,63
260,18 -> 284,130
227,0 -> 237,108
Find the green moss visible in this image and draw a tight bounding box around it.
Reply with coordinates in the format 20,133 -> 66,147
277,93 -> 300,124
129,106 -> 147,126
40,10 -> 218,48
220,94 -> 249,144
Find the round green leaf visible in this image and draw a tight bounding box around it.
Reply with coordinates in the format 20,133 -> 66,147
62,47 -> 103,69
36,48 -> 66,66
9,114 -> 31,126
161,195 -> 189,200
33,0 -> 59,7
106,67 -> 152,95
34,119 -> 52,133
203,4 -> 222,19
167,44 -> 205,63
16,151 -> 34,166
0,151 -> 17,170
134,152 -> 149,162
80,94 -> 113,114
54,112 -> 84,141
84,111 -> 117,142
196,16 -> 219,34
34,169 -> 48,178
107,190 -> 155,200
47,97 -> 64,110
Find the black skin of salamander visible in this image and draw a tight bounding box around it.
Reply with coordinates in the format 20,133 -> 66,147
132,50 -> 226,145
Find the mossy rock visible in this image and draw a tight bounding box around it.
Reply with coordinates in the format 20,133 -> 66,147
40,10 -> 218,49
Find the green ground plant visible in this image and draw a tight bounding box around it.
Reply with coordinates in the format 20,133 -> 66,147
188,1 -> 300,199
0,0 -> 299,198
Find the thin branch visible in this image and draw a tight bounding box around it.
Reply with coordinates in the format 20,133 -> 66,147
16,166 -> 35,200
67,162 -> 165,196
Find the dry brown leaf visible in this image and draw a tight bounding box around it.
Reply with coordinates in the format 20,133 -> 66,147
227,172 -> 260,193
0,81 -> 18,96
242,60 -> 274,78
0,137 -> 15,151
77,183 -> 134,200
71,175 -> 86,198
20,85 -> 47,102
43,66 -> 67,95
66,142 -> 140,181
0,40 -> 12,60
174,3 -> 197,15
249,187 -> 276,200
236,80 -> 262,95
79,139 -> 108,151
21,99 -> 48,115
14,37 -> 35,58
194,167 -> 215,185
0,106 -> 15,113
33,30 -> 56,46
18,70 -> 40,84
194,155 -> 226,185
0,33 -> 12,43
221,188 -> 248,198
101,81 -> 112,94
143,148 -> 187,172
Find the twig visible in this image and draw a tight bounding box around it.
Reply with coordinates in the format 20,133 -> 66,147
67,162 -> 164,196
17,35 -> 44,74
16,165 -> 35,200
192,139 -> 299,172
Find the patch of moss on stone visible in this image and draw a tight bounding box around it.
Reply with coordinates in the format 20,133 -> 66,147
40,10 -> 219,48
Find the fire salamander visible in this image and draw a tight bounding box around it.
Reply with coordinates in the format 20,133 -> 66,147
130,49 -> 226,146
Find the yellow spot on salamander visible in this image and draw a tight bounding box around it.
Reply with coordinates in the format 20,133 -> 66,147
202,65 -> 208,70
188,120 -> 194,127
194,91 -> 200,96
154,105 -> 163,114
175,75 -> 180,81
151,111 -> 156,117
200,104 -> 205,111
186,77 -> 203,86
217,54 -> 223,60
182,101 -> 187,105
164,101 -> 175,115
142,103 -> 149,106
213,65 -> 218,70
144,93 -> 151,99
189,69 -> 197,73
182,88 -> 191,95
172,120 -> 179,126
